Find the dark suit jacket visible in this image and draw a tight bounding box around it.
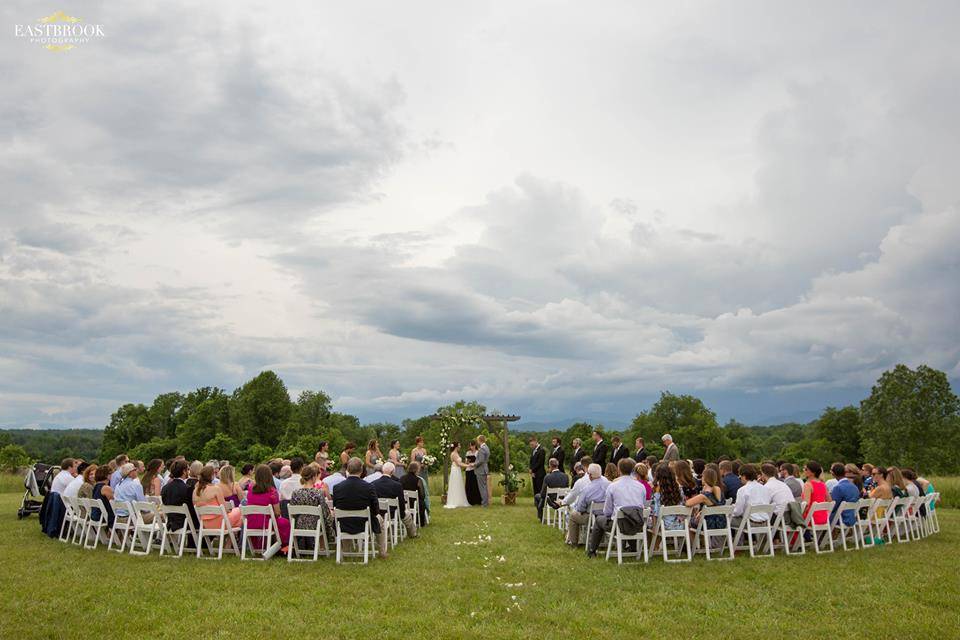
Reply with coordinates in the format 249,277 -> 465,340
529,446 -> 546,478
161,477 -> 199,531
539,470 -> 570,501
572,447 -> 585,467
592,440 -> 609,468
633,447 -> 649,463
399,473 -> 427,523
332,476 -> 382,534
550,446 -> 565,472
611,444 -> 630,465
371,475 -> 406,519
722,473 -> 742,503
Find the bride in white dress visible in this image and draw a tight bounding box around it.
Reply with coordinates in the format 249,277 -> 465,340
444,442 -> 472,509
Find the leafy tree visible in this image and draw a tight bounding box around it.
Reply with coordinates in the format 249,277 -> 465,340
201,433 -> 241,463
128,437 -> 178,463
812,406 -> 861,462
628,392 -> 730,461
722,419 -> 758,460
860,364 -> 960,472
177,393 -> 229,460
563,422 -> 596,448
0,444 -> 32,471
244,443 -> 275,465
228,371 -> 292,448
100,403 -> 153,459
148,392 -> 183,439
176,387 -> 223,429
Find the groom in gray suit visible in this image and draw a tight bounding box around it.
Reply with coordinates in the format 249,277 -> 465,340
475,435 -> 490,506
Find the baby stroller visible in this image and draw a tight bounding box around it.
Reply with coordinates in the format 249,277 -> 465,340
18,463 -> 58,519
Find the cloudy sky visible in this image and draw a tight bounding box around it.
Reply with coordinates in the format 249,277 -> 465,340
1,1 -> 958,429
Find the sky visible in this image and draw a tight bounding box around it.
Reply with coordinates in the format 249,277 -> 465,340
1,1 -> 958,430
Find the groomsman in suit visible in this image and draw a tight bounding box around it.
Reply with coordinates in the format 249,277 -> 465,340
528,437 -> 546,499
591,431 -> 609,468
661,433 -> 680,462
571,438 -> 585,484
550,437 -> 565,473
632,437 -> 648,463
610,436 -> 630,465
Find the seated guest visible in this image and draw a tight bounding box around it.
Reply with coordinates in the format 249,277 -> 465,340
194,465 -> 242,529
587,458 -> 647,556
901,468 -> 922,497
91,464 -> 115,528
825,461 -> 843,492
115,463 -> 151,521
561,456 -> 593,511
217,464 -> 242,507
730,464 -> 770,529
652,462 -> 684,530
844,463 -> 864,496
400,461 -> 428,526
363,462 -> 384,484
634,463 -> 653,499
246,464 -> 291,547
869,466 -> 892,499
323,465 -> 347,494
674,460 -> 699,499
692,459 -> 706,480
238,464 -> 255,493
50,458 -> 77,496
685,467 -> 726,530
720,460 -> 741,502
187,461 -> 203,489
830,462 -> 860,526
289,463 -> 336,547
779,463 -> 803,499
109,454 -> 129,490
372,462 -> 416,538
603,462 -> 619,483
63,461 -> 89,499
279,458 -> 304,502
861,463 -> 875,493
78,463 -> 97,499
160,459 -> 198,532
801,461 -> 830,525
536,458 -> 569,520
566,463 -> 609,545
141,459 -> 164,497
886,467 -> 908,499
760,463 -> 795,508
269,460 -> 283,491
332,457 -> 388,558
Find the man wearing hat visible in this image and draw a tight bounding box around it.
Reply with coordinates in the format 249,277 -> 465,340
114,462 -> 152,522
661,434 -> 679,462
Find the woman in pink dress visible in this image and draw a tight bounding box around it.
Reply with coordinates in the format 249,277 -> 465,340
801,460 -> 830,525
246,464 -> 290,547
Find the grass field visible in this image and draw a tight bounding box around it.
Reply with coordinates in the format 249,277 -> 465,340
1,487 -> 958,640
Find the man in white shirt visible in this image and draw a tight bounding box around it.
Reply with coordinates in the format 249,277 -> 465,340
279,458 -> 304,501
63,462 -> 90,499
364,462 -> 383,484
50,458 -> 77,495
760,463 -> 795,509
323,469 -> 346,493
730,464 -> 771,528
562,460 -> 592,508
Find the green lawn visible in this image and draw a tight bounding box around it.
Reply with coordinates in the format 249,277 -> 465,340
0,490 -> 958,640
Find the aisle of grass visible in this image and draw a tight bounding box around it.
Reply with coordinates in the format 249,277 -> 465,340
0,491 -> 958,639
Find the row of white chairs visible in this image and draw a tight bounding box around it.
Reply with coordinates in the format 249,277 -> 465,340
545,489 -> 941,564
57,490 -> 425,565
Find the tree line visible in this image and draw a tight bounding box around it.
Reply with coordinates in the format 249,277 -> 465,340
1,363 -> 957,474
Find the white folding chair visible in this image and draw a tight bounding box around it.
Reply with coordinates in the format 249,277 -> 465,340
693,504 -> 734,560
733,504 -> 775,557
904,496 -> 924,540
158,503 -> 198,558
924,492 -> 940,535
58,495 -> 79,543
585,501 -> 606,548
804,502 -> 835,553
871,498 -> 894,543
769,504 -> 805,556
240,505 -> 282,560
604,507 -> 649,564
129,501 -> 162,555
196,504 -> 241,559
830,501 -> 861,551
404,490 -> 421,530
854,498 -> 876,548
82,497 -> 109,549
542,488 -> 568,526
885,497 -> 910,543
287,504 -> 330,561
379,498 -> 401,548
71,496 -> 91,545
653,505 -> 692,562
107,500 -> 134,552
335,508 -> 373,564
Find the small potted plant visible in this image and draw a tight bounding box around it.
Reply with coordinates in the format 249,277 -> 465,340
499,464 -> 525,505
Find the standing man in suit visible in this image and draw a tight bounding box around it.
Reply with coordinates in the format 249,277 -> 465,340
661,433 -> 679,462
528,437 -> 546,500
591,430 -> 609,469
160,459 -> 199,534
536,458 -> 569,521
632,437 -> 648,463
610,436 -> 630,465
570,438 -> 585,485
474,435 -> 491,507
550,437 -> 565,473
332,457 -> 388,558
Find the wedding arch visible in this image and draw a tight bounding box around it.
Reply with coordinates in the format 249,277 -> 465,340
428,410 -> 520,494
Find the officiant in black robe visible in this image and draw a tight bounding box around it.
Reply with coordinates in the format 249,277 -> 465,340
465,442 -> 482,506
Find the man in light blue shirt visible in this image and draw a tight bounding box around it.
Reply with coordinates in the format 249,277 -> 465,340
587,458 -> 647,556
114,463 -> 147,519
109,454 -> 129,490
829,463 -> 861,526
565,464 -> 610,545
